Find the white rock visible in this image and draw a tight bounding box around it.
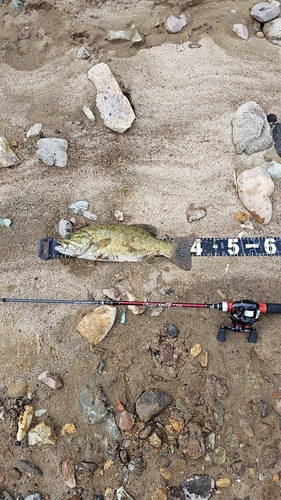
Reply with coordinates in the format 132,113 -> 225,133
267,160 -> 281,178
36,138 -> 68,167
263,18 -> 281,46
127,292 -> 146,315
77,47 -> 91,59
164,13 -> 188,33
251,2 -> 280,22
67,200 -> 97,220
26,123 -> 42,137
114,209 -> 124,221
88,63 -> 135,133
107,24 -> 142,43
231,101 -> 273,154
232,24 -> 249,40
0,137 -> 20,167
83,106 -> 95,121
237,167 -> 274,224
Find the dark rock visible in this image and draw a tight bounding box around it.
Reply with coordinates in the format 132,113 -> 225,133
165,324 -> 178,339
119,449 -> 129,464
258,400 -> 270,418
267,113 -> 278,125
208,375 -> 229,399
178,422 -> 205,459
79,382 -> 109,424
18,460 -> 43,477
0,491 -> 15,500
232,460 -> 245,479
273,123 -> 281,157
138,424 -> 154,440
179,475 -> 215,500
75,462 -> 98,475
168,486 -> 183,500
135,389 -> 172,422
160,343 -> 174,363
92,495 -> 104,500
128,457 -> 144,474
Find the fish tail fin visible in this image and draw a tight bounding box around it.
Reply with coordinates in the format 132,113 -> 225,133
170,236 -> 194,271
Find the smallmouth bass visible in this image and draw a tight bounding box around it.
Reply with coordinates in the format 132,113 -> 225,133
55,223 -> 194,271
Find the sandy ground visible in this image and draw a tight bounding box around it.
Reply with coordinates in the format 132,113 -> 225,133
1,0 -> 281,499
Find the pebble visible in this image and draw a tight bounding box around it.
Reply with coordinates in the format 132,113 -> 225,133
215,477 -> 230,488
24,494 -> 42,500
232,24 -> 249,40
10,0 -> 24,11
179,475 -> 215,500
273,396 -> 281,415
61,458 -> 76,488
232,460 -> 245,478
237,167 -> 274,224
256,30 -> 265,38
61,423 -> 77,435
118,410 -> 135,432
36,138 -> 68,167
58,218 -> 72,237
138,423 -> 154,439
88,63 -> 135,133
267,160 -> 281,179
83,106 -> 95,121
127,457 -> 144,474
273,123 -> 281,156
208,375 -> 229,399
116,486 -> 135,500
76,306 -> 117,345
0,218 -> 12,227
26,123 -> 42,138
231,101 -> 273,154
0,137 -> 20,167
179,422 -> 205,459
251,2 -> 280,22
149,432 -> 162,448
16,404 -> 34,442
199,351 -> 208,367
7,379 -> 28,398
239,418 -> 255,438
258,399 -> 271,418
28,421 -> 57,445
213,401 -> 224,426
165,323 -> 178,339
67,200 -> 97,220
169,417 -> 184,433
167,487 -> 182,500
151,489 -> 167,500
213,446 -> 226,464
77,47 -> 91,59
135,389 -> 172,422
9,467 -> 22,480
75,461 -> 98,475
267,113 -> 278,125
114,209 -> 124,221
263,18 -> 281,46
79,382 -> 109,424
37,370 -> 63,390
107,24 -> 142,43
18,460 -> 43,477
190,343 -> 202,357
126,292 -> 146,315
164,13 -> 188,33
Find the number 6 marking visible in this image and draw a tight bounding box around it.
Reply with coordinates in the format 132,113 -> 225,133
264,238 -> 277,255
227,238 -> 240,255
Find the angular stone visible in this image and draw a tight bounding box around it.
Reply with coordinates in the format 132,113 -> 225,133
179,475 -> 215,500
273,123 -> 281,156
164,13 -> 188,33
76,306 -> 117,345
118,410 -> 135,432
36,138 -> 68,167
251,2 -> 280,22
26,123 -> 42,137
78,383 -> 109,424
0,137 -> 20,167
135,389 -> 172,422
231,101 -> 273,154
267,160 -> 281,178
88,63 -> 135,133
264,18 -> 281,46
28,422 -> 57,445
37,370 -> 63,390
208,375 -> 229,399
232,24 -> 249,40
237,167 -> 274,224
61,458 -> 76,489
179,422 -> 205,459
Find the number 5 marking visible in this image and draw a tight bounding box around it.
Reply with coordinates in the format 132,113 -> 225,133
264,238 -> 277,255
227,238 -> 240,255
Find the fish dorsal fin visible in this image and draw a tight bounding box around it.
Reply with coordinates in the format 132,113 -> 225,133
96,238 -> 111,249
133,224 -> 158,237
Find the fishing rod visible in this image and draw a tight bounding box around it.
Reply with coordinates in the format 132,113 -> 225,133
1,297 -> 281,343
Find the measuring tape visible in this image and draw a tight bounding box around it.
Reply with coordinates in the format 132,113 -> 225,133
38,236 -> 281,260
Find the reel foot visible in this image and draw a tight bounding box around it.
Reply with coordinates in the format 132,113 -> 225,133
218,327 -> 227,342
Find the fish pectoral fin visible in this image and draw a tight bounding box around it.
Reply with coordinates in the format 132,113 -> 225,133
95,238 -> 111,249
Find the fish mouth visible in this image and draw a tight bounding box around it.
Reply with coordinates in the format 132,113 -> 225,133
54,242 -> 75,256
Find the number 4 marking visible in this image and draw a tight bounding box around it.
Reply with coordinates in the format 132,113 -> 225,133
190,239 -> 203,256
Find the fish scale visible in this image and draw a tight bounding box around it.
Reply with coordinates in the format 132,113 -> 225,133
38,236 -> 281,260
